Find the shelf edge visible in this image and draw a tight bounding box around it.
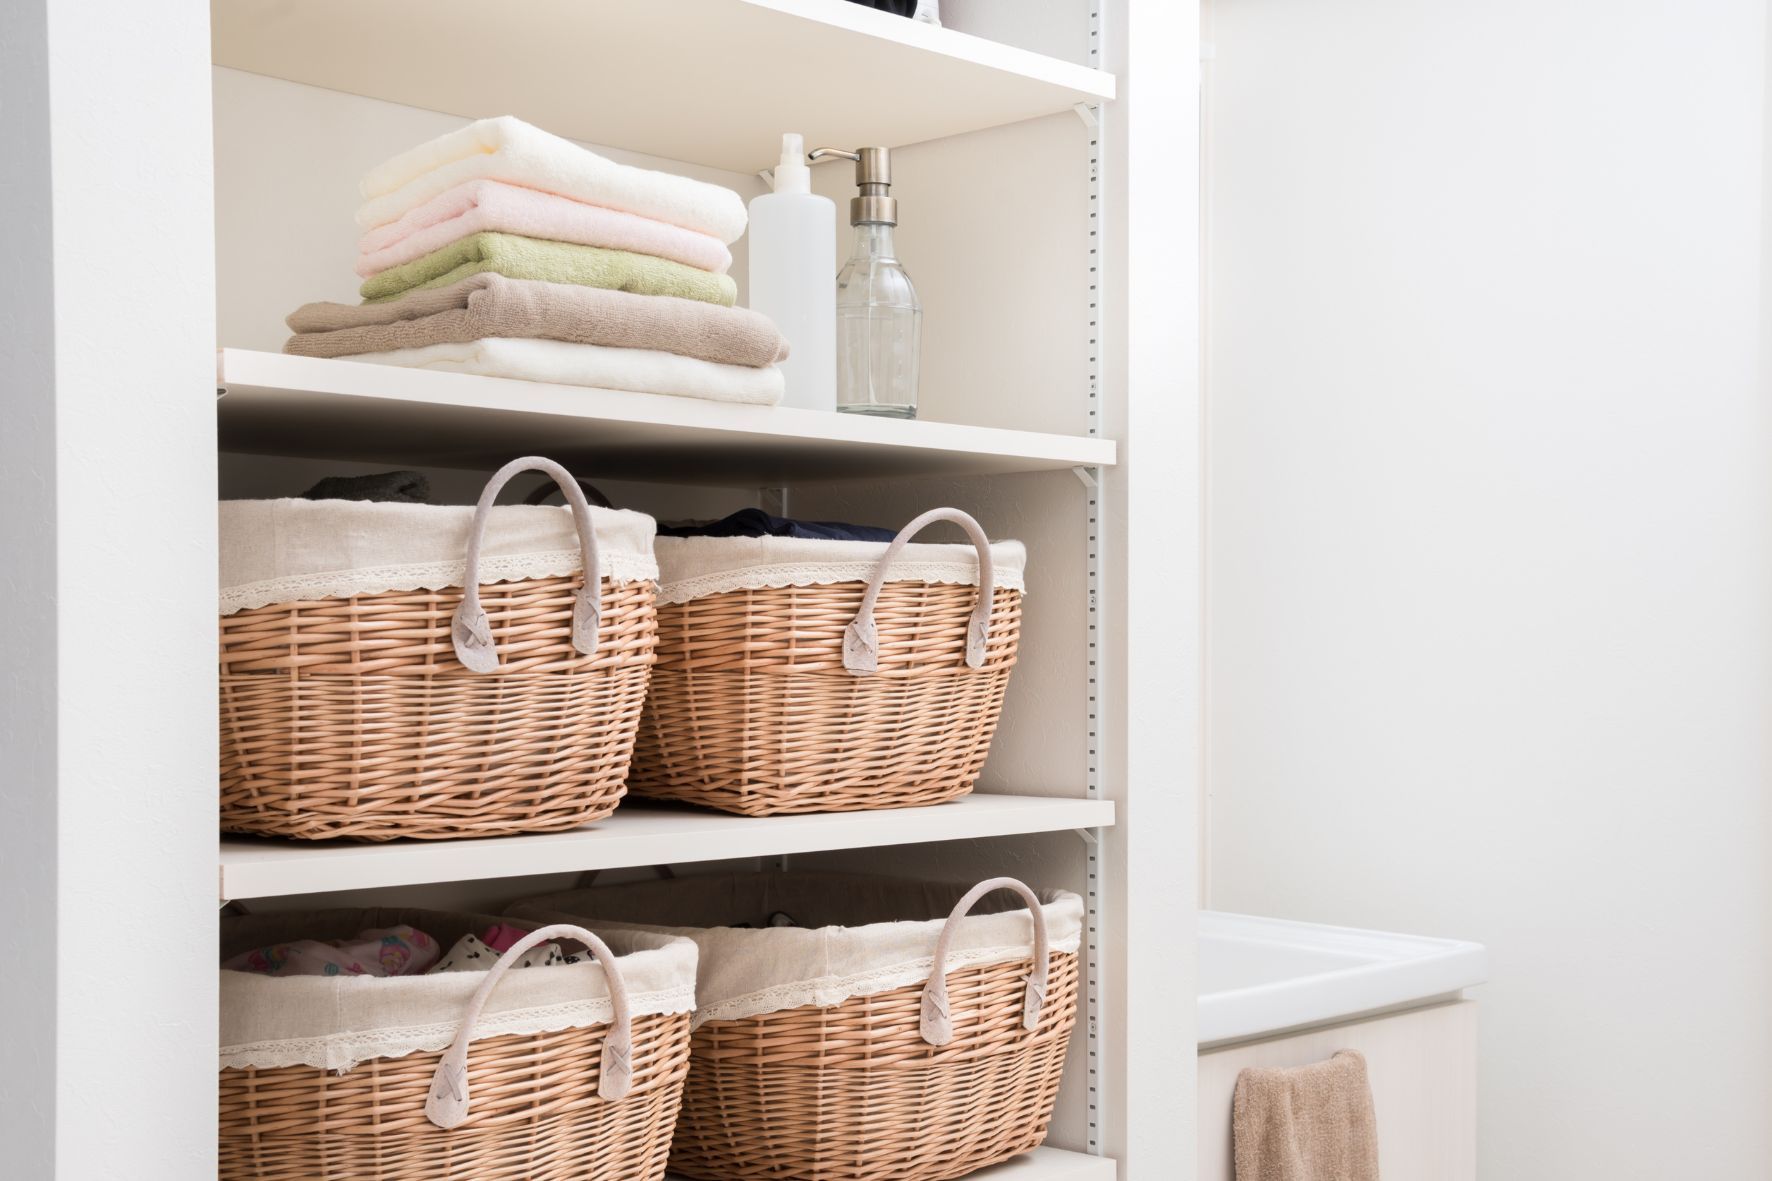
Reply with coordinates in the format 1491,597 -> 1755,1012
219,796 -> 1116,900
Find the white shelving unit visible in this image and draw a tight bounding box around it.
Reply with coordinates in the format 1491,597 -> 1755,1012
669,1146 -> 1115,1181
211,0 -> 1116,172
219,348 -> 1117,482
6,2 -> 1200,1178
959,1149 -> 1117,1181
220,795 -> 1116,900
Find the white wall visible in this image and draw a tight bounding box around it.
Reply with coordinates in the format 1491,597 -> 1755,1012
1204,2 -> 1772,1179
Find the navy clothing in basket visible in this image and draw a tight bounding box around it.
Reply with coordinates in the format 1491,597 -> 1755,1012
658,508 -> 898,543
299,470 -> 432,504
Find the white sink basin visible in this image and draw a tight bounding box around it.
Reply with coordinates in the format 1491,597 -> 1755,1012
1197,911 -> 1487,1047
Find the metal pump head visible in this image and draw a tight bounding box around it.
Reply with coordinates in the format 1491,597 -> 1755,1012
809,146 -> 897,226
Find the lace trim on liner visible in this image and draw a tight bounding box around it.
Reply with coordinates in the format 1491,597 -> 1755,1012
220,549 -> 660,615
657,560 -> 1028,607
217,983 -> 697,1074
689,935 -> 1081,1030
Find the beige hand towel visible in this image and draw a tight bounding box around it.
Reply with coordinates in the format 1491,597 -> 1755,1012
1233,1050 -> 1380,1181
285,274 -> 788,369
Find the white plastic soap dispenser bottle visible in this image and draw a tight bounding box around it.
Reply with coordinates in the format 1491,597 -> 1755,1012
747,133 -> 837,411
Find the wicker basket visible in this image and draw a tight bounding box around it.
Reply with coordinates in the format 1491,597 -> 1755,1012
218,908 -> 697,1181
628,507 -> 1024,815
510,873 -> 1080,1181
218,457 -> 658,841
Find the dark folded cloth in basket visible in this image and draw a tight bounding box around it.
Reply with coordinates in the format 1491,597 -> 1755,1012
845,0 -> 919,15
299,471 -> 432,504
658,508 -> 897,542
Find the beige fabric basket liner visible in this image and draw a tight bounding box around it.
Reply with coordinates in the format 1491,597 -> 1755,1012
219,499 -> 659,615
508,872 -> 1081,1029
654,535 -> 1026,606
218,908 -> 696,1073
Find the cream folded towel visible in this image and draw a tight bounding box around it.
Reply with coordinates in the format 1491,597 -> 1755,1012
358,116 -> 747,243
1233,1051 -> 1381,1181
353,338 -> 785,406
286,274 -> 788,368
357,179 -> 733,278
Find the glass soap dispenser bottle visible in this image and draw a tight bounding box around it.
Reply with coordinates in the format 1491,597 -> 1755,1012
810,146 -> 921,418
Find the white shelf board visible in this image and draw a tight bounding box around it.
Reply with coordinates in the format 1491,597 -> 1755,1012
960,1148 -> 1115,1181
671,1148 -> 1113,1181
219,794 -> 1115,901
217,349 -> 1116,483
211,0 -> 1114,173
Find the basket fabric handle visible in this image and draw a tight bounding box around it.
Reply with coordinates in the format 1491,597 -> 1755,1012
842,507 -> 996,676
452,456 -> 602,673
425,923 -> 634,1129
919,876 -> 1051,1047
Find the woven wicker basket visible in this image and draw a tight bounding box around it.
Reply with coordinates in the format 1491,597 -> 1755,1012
218,909 -> 695,1181
629,507 -> 1022,815
510,873 -> 1079,1181
218,457 -> 658,841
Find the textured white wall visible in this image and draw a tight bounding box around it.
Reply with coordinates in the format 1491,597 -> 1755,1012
1204,2 -> 1772,1178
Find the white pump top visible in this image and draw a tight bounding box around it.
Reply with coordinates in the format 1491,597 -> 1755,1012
771,132 -> 811,195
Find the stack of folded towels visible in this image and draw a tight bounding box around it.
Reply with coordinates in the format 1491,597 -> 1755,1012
283,116 -> 787,406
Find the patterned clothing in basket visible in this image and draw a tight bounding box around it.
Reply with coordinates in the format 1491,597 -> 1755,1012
431,932 -> 565,973
427,924 -> 614,973
222,925 -> 439,977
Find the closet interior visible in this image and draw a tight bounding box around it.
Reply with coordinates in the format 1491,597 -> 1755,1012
198,2 -> 1195,1177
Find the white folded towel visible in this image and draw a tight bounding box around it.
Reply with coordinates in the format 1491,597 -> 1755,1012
357,116 -> 748,244
354,338 -> 785,406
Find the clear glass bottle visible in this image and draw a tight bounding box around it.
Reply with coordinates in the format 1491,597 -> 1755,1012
811,145 -> 922,419
835,221 -> 921,418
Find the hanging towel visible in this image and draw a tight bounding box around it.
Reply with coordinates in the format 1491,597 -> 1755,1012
359,231 -> 738,306
1233,1051 -> 1381,1181
357,179 -> 733,277
288,274 -> 787,368
351,337 -> 785,406
358,115 -> 748,243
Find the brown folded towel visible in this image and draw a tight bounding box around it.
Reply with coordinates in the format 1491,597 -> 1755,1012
283,273 -> 790,368
1233,1050 -> 1380,1181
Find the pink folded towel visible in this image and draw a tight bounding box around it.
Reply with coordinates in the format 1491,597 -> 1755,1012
357,179 -> 733,279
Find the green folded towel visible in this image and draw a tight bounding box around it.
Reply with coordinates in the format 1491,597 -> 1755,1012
360,231 -> 738,306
